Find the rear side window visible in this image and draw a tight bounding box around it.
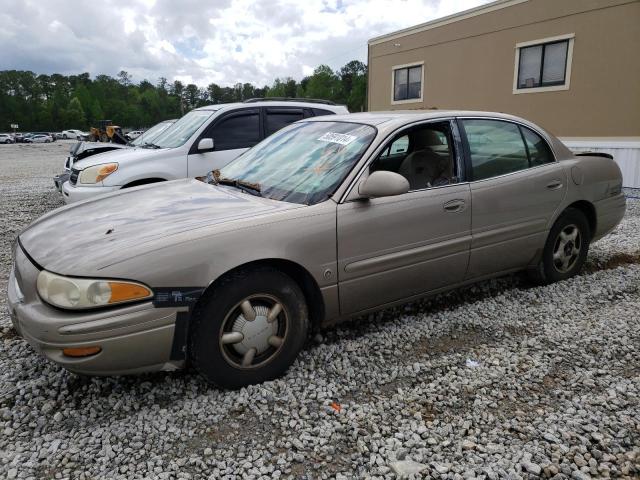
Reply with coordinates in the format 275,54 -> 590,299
265,108 -> 305,136
462,119 -> 529,181
211,110 -> 261,151
312,108 -> 334,116
522,126 -> 554,166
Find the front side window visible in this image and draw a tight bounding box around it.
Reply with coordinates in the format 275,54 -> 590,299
393,65 -> 422,101
210,110 -> 261,150
370,122 -> 455,191
517,39 -> 569,89
153,110 -> 215,148
462,120 -> 528,180
219,121 -> 376,205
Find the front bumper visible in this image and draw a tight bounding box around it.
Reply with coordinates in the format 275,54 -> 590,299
7,244 -> 184,375
53,172 -> 70,192
61,181 -> 120,204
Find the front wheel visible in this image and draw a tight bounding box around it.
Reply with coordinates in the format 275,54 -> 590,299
189,267 -> 309,388
530,208 -> 591,284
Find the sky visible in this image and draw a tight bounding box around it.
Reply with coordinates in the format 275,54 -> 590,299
0,0 -> 491,87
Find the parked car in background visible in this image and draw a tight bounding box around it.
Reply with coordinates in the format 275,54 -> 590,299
9,111 -> 626,388
23,132 -> 56,142
0,134 -> 15,144
54,133 -> 65,140
53,119 -> 177,192
126,130 -> 144,141
12,133 -> 25,143
61,99 -> 348,203
62,129 -> 85,140
24,134 -> 53,143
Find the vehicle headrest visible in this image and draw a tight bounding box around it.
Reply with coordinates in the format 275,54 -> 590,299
411,129 -> 443,150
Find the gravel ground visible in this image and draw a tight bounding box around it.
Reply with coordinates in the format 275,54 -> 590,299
0,142 -> 638,479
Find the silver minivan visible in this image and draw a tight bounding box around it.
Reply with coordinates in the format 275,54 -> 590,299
61,99 -> 348,203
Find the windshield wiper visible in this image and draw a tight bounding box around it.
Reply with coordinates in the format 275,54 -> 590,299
140,142 -> 161,149
206,169 -> 262,197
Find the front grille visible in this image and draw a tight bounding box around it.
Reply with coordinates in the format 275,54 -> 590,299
69,168 -> 80,185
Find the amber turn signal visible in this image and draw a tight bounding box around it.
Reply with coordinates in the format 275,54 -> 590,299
108,282 -> 152,304
62,346 -> 102,357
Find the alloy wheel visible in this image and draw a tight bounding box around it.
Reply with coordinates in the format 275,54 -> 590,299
552,224 -> 582,273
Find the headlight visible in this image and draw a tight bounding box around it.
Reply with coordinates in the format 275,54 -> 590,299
78,163 -> 118,184
36,270 -> 152,309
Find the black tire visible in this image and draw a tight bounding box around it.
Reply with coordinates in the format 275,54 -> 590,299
63,134 -> 68,139
529,208 -> 591,284
189,266 -> 309,388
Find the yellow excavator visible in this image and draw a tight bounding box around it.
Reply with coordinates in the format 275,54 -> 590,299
89,120 -> 128,144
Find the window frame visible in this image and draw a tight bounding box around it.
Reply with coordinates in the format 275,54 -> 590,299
190,107 -> 263,154
456,117 -> 558,182
341,119 -> 464,202
391,61 -> 424,105
513,33 -> 574,94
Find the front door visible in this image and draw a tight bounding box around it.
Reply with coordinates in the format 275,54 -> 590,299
187,108 -> 261,177
337,120 -> 472,315
459,118 -> 567,279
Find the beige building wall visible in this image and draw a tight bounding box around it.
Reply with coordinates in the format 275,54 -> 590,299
367,0 -> 640,138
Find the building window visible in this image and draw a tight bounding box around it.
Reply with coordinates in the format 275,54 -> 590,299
513,34 -> 574,94
392,63 -> 423,103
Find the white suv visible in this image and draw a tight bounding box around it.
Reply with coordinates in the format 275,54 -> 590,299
62,100 -> 348,204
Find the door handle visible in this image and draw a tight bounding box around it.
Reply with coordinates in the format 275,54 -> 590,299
546,180 -> 563,190
443,199 -> 465,212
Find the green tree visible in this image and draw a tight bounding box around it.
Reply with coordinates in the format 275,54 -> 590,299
64,97 -> 86,128
304,65 -> 343,101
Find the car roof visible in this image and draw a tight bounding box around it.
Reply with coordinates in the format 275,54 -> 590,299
303,110 -> 538,127
194,100 -> 346,112
302,110 -> 573,160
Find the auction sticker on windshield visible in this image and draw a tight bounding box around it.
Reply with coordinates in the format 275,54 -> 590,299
317,132 -> 357,146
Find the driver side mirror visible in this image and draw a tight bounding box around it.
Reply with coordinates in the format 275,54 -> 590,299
358,170 -> 410,199
197,138 -> 214,152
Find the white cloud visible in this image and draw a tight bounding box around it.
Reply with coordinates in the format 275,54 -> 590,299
0,0 -> 491,86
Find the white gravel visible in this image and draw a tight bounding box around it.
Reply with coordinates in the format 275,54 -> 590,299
0,142 -> 638,479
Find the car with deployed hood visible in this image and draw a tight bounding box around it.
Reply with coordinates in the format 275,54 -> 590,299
8,111 -> 625,388
60,99 -> 348,204
53,120 -> 177,192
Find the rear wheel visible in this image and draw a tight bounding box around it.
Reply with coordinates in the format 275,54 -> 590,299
529,208 -> 591,284
189,267 -> 309,388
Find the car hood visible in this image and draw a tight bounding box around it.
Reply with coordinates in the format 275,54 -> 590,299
72,146 -> 169,170
19,179 -> 302,275
72,141 -> 128,157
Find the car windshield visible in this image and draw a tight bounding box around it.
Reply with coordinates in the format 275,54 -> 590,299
152,110 -> 215,148
219,121 -> 376,205
131,121 -> 174,146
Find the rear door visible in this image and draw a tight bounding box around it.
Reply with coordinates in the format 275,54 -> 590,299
264,107 -> 308,136
187,108 -> 262,177
459,118 -> 567,279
